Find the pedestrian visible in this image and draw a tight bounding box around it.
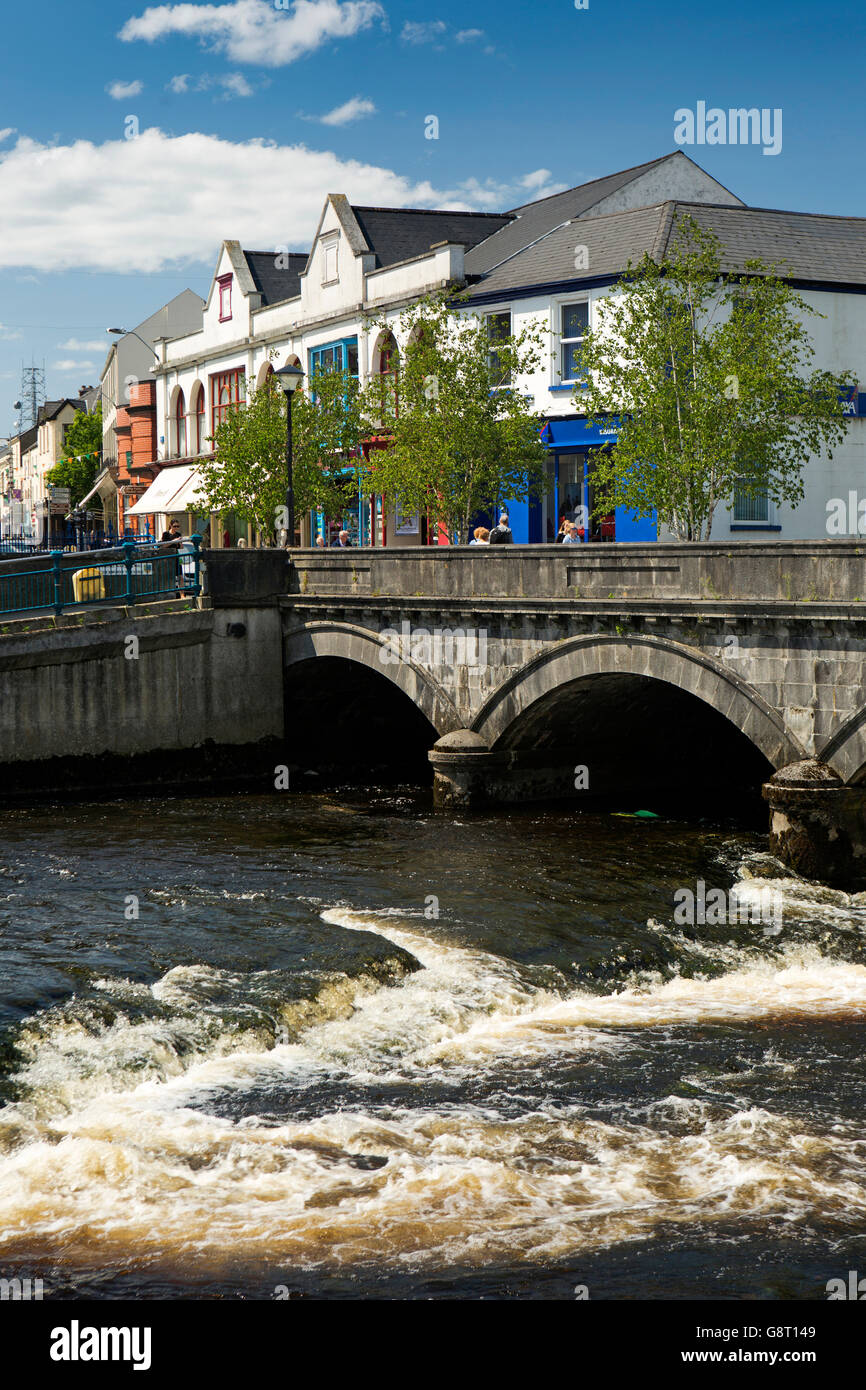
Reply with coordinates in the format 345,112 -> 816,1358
555,517 -> 570,543
314,535 -> 325,548
561,521 -> 582,544
331,529 -> 353,547
487,511 -> 513,544
157,518 -> 183,594
469,526 -> 490,545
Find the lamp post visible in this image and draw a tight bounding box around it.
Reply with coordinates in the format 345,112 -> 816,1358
106,327 -> 159,360
274,363 -> 305,546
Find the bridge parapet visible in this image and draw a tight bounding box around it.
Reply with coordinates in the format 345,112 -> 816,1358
285,541 -> 866,604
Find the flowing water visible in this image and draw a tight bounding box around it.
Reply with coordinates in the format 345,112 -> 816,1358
0,791 -> 864,1300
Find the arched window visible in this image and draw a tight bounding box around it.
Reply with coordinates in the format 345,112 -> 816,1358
376,332 -> 399,419
193,386 -> 206,453
175,389 -> 187,457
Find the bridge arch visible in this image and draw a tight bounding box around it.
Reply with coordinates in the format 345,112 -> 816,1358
283,620 -> 464,739
473,633 -> 806,771
817,709 -> 866,785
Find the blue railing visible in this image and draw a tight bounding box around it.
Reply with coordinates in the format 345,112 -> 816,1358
0,535 -> 203,617
0,529 -> 156,557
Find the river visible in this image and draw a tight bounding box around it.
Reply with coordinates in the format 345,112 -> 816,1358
0,790 -> 864,1300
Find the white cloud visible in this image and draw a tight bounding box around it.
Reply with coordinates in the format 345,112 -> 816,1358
120,0 -> 385,68
107,79 -> 145,100
317,95 -> 375,126
52,359 -> 97,372
455,28 -> 483,43
58,338 -> 111,352
0,128 -> 16,143
520,169 -> 555,190
0,324 -> 22,340
0,128 -> 564,272
218,72 -> 253,97
401,19 -> 446,45
167,71 -> 254,97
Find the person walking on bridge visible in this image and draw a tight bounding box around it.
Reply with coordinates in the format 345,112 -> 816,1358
488,512 -> 513,544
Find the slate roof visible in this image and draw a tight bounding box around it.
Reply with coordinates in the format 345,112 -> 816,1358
469,201 -> 866,297
464,155 -> 677,276
350,207 -> 513,270
243,250 -> 307,305
37,398 -> 86,424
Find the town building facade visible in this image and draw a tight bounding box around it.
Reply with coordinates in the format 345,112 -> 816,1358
146,153 -> 865,545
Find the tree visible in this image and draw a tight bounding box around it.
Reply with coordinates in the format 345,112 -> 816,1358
575,214 -> 855,540
196,367 -> 359,541
358,294 -> 548,542
46,403 -> 103,506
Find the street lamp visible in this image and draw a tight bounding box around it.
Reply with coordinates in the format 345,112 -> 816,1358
274,363 -> 305,546
106,327 -> 160,360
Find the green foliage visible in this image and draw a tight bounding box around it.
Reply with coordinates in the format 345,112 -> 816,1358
197,368 -> 359,539
46,403 -> 103,506
358,294 -> 548,541
576,214 -> 855,540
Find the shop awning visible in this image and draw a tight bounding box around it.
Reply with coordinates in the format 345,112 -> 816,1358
164,465 -> 208,513
127,464 -> 195,516
77,467 -> 116,510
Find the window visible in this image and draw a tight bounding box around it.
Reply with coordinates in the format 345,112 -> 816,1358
210,368 -> 245,435
175,389 -> 186,457
560,302 -> 589,383
322,238 -> 339,284
309,338 -> 359,378
733,480 -> 769,523
194,386 -> 206,453
486,311 -> 511,386
376,333 -> 400,419
217,274 -> 233,322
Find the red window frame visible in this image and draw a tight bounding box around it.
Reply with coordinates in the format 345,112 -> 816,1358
378,334 -> 399,419
194,385 -> 206,453
175,389 -> 186,457
210,368 -> 245,436
217,274 -> 233,322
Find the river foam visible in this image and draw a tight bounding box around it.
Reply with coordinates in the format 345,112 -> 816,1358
1,866 -> 865,1274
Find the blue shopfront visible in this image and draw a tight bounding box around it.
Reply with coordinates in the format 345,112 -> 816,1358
501,416 -> 657,544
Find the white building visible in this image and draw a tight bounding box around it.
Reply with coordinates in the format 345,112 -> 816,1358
147,152 -> 865,545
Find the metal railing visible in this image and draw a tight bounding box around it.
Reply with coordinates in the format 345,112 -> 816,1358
0,535 -> 203,618
0,530 -> 157,557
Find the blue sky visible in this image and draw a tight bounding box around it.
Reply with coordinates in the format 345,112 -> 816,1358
1,0 -> 864,429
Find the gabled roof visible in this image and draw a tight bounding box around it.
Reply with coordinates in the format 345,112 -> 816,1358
469,198 -> 866,297
350,206 -> 513,270
37,398 -> 85,424
464,152 -> 743,276
243,250 -> 307,306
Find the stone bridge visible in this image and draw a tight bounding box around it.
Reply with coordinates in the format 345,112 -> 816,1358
272,542 -> 866,885
2,541 -> 866,885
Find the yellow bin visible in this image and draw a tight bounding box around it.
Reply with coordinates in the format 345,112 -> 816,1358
72,567 -> 106,603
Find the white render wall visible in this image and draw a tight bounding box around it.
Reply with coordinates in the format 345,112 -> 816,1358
156,212 -> 865,544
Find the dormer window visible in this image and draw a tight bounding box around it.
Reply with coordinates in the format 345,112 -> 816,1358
217,274 -> 233,321
322,238 -> 339,285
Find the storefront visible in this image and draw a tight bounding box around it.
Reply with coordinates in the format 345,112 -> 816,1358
534,416 -> 657,543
